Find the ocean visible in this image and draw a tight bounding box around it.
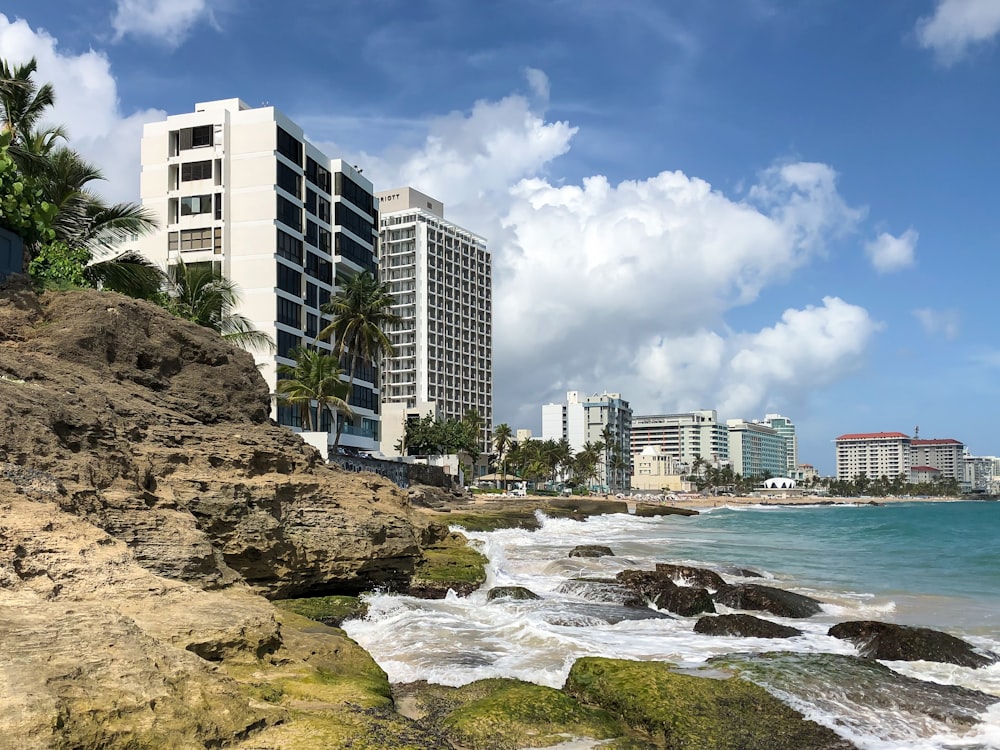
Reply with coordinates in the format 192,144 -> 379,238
343,501 -> 1000,749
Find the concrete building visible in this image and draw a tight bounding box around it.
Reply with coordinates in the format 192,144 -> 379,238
834,432 -> 911,481
631,446 -> 690,492
910,438 -> 965,481
135,98 -> 381,451
376,187 -> 492,459
763,413 -> 798,474
629,411 -> 730,469
964,455 -> 1000,494
542,390 -> 632,491
727,419 -> 787,478
909,465 -> 942,483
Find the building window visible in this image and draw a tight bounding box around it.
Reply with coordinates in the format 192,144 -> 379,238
305,220 -> 318,247
334,231 -> 377,274
336,202 -> 374,241
305,251 -> 332,285
276,261 -> 301,295
214,193 -> 222,220
181,160 -> 212,181
277,297 -> 301,328
305,282 -> 318,308
277,330 -> 300,358
175,227 -> 213,250
276,195 -> 301,232
306,157 -> 330,193
335,172 -> 375,218
277,161 -> 301,199
180,194 -> 212,216
178,125 -> 213,150
276,126 -> 302,166
276,229 -> 303,265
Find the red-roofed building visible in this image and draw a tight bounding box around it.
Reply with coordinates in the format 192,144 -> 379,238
911,438 -> 965,481
909,465 -> 942,483
835,432 -> 911,481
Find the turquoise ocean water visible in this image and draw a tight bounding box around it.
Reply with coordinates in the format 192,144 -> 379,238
346,501 -> 1000,749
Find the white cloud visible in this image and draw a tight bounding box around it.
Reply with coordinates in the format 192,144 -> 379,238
352,82 -> 876,427
0,14 -> 164,203
916,0 -> 1000,64
913,308 -> 960,339
111,0 -> 215,46
865,229 -> 918,273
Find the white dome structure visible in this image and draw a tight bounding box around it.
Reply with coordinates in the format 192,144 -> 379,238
761,477 -> 796,489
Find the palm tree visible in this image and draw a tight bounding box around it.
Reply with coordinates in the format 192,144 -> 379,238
0,57 -> 54,145
493,423 -> 514,490
165,257 -> 274,352
318,271 -> 401,446
276,346 -> 351,433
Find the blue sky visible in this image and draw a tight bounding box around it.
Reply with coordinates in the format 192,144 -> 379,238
3,0 -> 1000,473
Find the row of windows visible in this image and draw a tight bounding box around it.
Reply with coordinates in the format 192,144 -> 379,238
336,202 -> 374,241
277,126 -> 303,165
181,160 -> 212,181
306,157 -> 331,193
306,189 -> 331,223
277,195 -> 301,232
277,261 -> 301,295
305,221 -> 332,253
305,251 -> 333,285
336,173 -> 375,218
180,193 -> 220,218
276,229 -> 303,265
167,227 -> 222,253
336,232 -> 377,274
277,161 -> 301,199
277,296 -> 301,327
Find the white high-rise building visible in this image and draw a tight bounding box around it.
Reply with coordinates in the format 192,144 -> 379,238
727,419 -> 787,478
542,390 -> 632,491
835,432 -> 911,481
910,438 -> 965,481
763,413 -> 798,474
630,411 -> 730,468
376,187 -> 492,457
135,99 -> 381,451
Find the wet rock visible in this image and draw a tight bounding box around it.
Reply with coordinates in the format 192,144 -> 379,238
557,578 -> 645,607
616,570 -> 715,616
486,586 -> 541,601
632,504 -> 699,517
542,602 -> 672,626
655,563 -> 726,590
569,544 -> 614,558
828,620 -> 998,668
564,657 -> 857,749
713,583 -> 822,618
694,614 -> 802,638
713,651 -> 999,733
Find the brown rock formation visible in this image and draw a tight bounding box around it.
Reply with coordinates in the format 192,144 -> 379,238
0,287 -> 423,598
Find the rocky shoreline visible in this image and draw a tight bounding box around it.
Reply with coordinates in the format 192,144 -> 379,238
1,286 -> 995,749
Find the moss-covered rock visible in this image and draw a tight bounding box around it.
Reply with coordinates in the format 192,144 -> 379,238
406,531 -> 488,598
564,657 -> 857,749
395,678 -> 625,750
486,586 -> 541,601
273,595 -> 368,626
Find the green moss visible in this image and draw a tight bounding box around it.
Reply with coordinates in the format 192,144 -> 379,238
444,509 -> 545,531
273,595 -> 367,625
410,532 -> 488,591
442,679 -> 622,749
564,657 -> 851,750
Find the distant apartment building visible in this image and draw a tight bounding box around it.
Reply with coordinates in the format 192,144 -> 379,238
835,432 -> 911,481
631,446 -> 690,492
376,187 -> 492,458
964,455 -> 1000,494
763,413 -> 798,475
542,390 -> 632,491
629,410 -> 730,468
910,438 -> 964,481
727,419 -> 787,478
135,98 -> 381,452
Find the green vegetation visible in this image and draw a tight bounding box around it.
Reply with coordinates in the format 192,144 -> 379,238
401,411 -> 482,459
275,345 -> 351,431
272,595 -> 368,626
564,657 -> 849,749
409,532 -> 488,589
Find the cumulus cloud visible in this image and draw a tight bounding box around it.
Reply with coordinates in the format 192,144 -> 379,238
112,0 -> 216,46
913,308 -> 960,339
0,14 -> 164,203
355,80 -> 877,427
916,0 -> 1000,64
865,229 -> 917,273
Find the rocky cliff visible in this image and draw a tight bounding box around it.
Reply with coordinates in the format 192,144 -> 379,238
0,284 -> 436,747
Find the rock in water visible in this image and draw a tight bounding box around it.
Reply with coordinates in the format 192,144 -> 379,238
694,614 -> 802,638
487,586 -> 541,601
616,570 -> 715,616
568,544 -> 614,558
828,620 -> 998,668
713,583 -> 822,618
655,563 -> 726,590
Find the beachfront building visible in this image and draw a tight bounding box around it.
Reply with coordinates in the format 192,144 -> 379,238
376,187 -> 492,459
134,98 -> 381,452
910,466 -> 942,483
763,413 -> 798,475
542,390 -> 632,491
834,432 -> 911,482
629,411 -> 730,470
631,446 -> 690,492
964,455 -> 1000,494
727,419 -> 787,478
910,438 -> 965,481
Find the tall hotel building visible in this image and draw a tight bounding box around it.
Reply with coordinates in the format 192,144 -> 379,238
834,432 -> 910,481
763,413 -> 798,475
375,188 -> 493,457
135,99 -> 381,451
910,438 -> 965,481
630,411 -> 730,468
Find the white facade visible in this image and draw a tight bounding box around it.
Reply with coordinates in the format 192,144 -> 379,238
763,413 -> 798,474
135,99 -> 381,451
542,390 -> 632,491
910,439 -> 965,481
629,410 -> 730,468
835,432 -> 911,481
376,187 -> 492,456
